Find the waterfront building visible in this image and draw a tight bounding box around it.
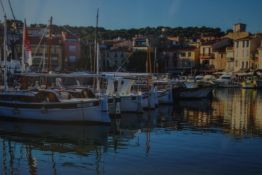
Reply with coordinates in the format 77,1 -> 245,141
225,23 -> 262,72
212,38 -> 233,71
199,40 -> 216,70
100,39 -> 132,71
257,42 -> 262,69
29,36 -> 63,72
132,35 -> 150,51
225,47 -> 235,72
61,32 -> 81,71
162,45 -> 199,74
233,34 -> 262,71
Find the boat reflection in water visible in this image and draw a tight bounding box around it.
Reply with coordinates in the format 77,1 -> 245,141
1,89 -> 262,175
0,122 -> 110,175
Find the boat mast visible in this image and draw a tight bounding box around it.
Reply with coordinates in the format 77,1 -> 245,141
154,47 -> 157,73
96,42 -> 100,92
94,9 -> 99,73
21,19 -> 26,72
3,13 -> 8,91
94,9 -> 100,92
47,16 -> 52,73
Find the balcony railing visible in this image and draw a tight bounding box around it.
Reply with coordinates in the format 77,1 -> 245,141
200,53 -> 214,59
226,57 -> 234,62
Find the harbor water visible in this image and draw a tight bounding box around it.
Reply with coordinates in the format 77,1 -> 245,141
1,88 -> 262,175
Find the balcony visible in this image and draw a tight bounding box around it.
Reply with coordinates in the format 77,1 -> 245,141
226,57 -> 234,62
200,53 -> 214,59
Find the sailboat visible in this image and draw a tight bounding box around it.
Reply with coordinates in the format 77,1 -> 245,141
0,16 -> 110,124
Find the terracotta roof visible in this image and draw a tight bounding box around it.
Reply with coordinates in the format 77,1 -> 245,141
213,38 -> 233,51
224,32 -> 250,40
167,36 -> 180,41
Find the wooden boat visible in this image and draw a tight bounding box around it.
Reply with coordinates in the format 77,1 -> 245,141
0,89 -> 111,123
172,82 -> 213,99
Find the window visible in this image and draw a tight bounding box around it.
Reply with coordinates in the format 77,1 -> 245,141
246,61 -> 248,68
188,52 -> 191,57
180,52 -> 186,57
242,41 -> 245,48
69,56 -> 76,63
236,41 -> 239,48
69,45 -> 76,52
246,40 -> 249,47
242,61 -> 244,69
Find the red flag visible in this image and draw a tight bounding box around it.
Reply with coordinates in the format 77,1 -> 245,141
23,21 -> 32,66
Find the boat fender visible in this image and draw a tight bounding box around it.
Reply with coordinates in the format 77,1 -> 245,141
115,93 -> 121,115
101,95 -> 108,112
45,97 -> 50,102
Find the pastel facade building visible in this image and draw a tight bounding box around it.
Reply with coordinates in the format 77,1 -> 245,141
100,39 -> 132,71
258,42 -> 262,69
212,39 -> 233,71
61,32 -> 81,70
233,35 -> 262,71
30,36 -> 63,72
132,35 -> 150,51
163,46 -> 199,73
199,41 -> 215,68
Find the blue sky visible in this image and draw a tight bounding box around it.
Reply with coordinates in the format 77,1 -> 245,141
1,0 -> 262,32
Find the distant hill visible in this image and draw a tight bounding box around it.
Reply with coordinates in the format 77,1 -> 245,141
29,24 -> 225,40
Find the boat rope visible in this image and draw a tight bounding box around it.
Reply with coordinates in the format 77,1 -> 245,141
0,0 -> 6,16
7,0 -> 16,21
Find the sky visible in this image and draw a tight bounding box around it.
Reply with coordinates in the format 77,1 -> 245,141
1,0 -> 262,33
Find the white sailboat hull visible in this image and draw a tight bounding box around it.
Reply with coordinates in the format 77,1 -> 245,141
109,95 -> 143,114
0,101 -> 111,123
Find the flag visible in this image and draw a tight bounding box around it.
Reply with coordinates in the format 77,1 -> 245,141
23,20 -> 32,66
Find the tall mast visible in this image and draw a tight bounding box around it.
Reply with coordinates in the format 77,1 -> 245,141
3,14 -> 8,91
96,42 -> 100,92
94,9 -> 100,92
47,16 -> 52,73
94,8 -> 99,74
154,47 -> 157,73
21,19 -> 26,72
1,0 -> 8,90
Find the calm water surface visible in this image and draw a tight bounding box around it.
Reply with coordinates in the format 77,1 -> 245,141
1,89 -> 262,175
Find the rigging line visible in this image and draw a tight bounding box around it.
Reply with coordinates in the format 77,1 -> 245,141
7,0 -> 15,20
33,25 -> 49,56
62,26 -> 73,34
0,0 -> 6,16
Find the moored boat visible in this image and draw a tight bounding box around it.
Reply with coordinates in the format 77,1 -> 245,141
241,77 -> 257,89
172,82 -> 213,99
0,89 -> 111,123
